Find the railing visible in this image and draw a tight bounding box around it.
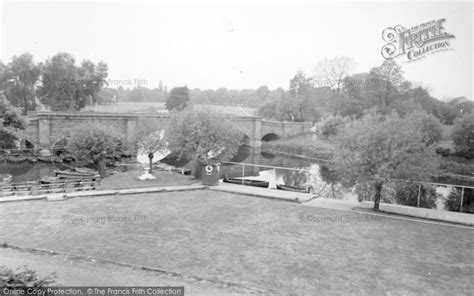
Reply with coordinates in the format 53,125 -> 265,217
0,179 -> 99,197
221,161 -> 473,213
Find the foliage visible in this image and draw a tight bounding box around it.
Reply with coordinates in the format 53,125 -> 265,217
166,86 -> 190,112
38,52 -> 108,111
0,97 -> 27,149
0,53 -> 41,114
451,114 -> 474,159
257,72 -> 327,122
393,183 -> 438,209
67,121 -> 124,177
0,265 -> 56,287
133,118 -> 168,173
312,56 -> 354,95
416,111 -> 443,146
165,107 -> 242,175
333,111 -> 441,209
439,158 -> 474,176
444,187 -> 473,214
320,116 -> 347,138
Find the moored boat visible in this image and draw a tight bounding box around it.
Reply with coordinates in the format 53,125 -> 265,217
276,184 -> 312,193
223,177 -> 269,188
54,169 -> 99,180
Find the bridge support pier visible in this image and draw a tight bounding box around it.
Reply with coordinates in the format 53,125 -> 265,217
38,117 -> 51,148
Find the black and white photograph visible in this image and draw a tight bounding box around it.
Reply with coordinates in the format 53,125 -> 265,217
0,0 -> 473,295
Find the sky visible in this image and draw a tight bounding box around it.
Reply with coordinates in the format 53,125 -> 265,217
1,0 -> 472,100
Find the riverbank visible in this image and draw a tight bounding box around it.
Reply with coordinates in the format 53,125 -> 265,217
262,132 -> 333,160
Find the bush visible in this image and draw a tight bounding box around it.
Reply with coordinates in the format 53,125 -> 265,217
435,147 -> 451,157
444,187 -> 473,214
0,265 -> 56,287
452,114 -> 474,159
393,183 -> 438,209
418,113 -> 443,146
320,116 -> 346,138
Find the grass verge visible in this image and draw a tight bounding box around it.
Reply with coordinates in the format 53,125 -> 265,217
99,171 -> 196,190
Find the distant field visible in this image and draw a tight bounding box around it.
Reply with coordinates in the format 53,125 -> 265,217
83,102 -> 257,117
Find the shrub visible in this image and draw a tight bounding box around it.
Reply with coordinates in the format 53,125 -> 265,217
0,265 -> 56,287
320,116 -> 346,138
452,114 -> 474,159
444,187 -> 473,213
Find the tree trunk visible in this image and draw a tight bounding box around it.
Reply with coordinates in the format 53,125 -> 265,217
148,153 -> 154,173
95,159 -> 108,178
190,156 -> 201,179
22,96 -> 28,115
374,181 -> 383,210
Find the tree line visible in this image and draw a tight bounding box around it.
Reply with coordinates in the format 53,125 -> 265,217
0,52 -> 108,114
258,57 -> 473,125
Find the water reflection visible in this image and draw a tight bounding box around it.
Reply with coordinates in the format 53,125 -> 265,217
0,162 -> 67,183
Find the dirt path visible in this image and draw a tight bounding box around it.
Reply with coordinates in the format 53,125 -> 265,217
0,248 -> 256,295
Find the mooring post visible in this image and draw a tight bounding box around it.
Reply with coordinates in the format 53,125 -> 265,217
417,184 -> 421,207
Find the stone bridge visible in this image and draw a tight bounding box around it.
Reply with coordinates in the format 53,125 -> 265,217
26,112 -> 312,148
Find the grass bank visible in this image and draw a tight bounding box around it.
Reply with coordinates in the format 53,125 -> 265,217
263,133 -> 334,160
99,171 -> 196,190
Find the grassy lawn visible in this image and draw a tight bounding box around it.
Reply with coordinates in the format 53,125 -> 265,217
0,191 -> 472,295
99,171 -> 196,190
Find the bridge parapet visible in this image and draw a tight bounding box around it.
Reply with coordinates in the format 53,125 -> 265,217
30,112 -> 312,148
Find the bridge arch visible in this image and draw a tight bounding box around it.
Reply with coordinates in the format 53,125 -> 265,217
261,133 -> 280,142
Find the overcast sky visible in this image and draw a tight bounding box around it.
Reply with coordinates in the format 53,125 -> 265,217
1,0 -> 472,100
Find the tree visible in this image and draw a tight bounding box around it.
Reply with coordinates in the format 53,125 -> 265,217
0,95 -> 27,149
165,107 -> 243,177
333,111 -> 440,210
166,86 -> 190,112
1,53 -> 41,115
38,53 -> 108,111
77,60 -> 109,107
133,118 -> 167,173
451,114 -> 474,159
313,56 -> 354,95
67,122 -> 123,177
366,59 -> 407,112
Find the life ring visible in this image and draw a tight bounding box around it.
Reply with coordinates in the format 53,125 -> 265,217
205,165 -> 213,175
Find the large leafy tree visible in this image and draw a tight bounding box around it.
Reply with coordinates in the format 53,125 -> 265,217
333,111 -> 441,210
165,86 -> 190,112
451,114 -> 474,159
0,53 -> 41,115
165,107 -> 243,177
67,122 -> 123,177
39,53 -> 108,111
133,118 -> 168,173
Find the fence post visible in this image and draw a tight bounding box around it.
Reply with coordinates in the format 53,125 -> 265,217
417,184 -> 421,208
241,163 -> 245,184
460,187 -> 465,213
